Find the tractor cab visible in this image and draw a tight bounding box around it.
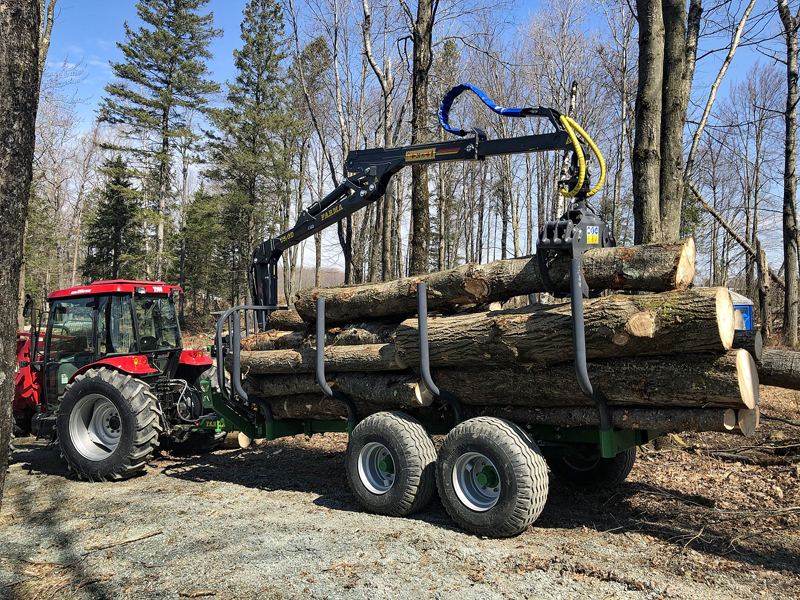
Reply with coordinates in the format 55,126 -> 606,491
41,281 -> 184,410
14,279 -> 223,480
15,280 -> 214,435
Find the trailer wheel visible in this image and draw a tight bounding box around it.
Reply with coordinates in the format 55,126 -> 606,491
436,417 -> 549,538
346,411 -> 437,517
548,446 -> 636,489
57,368 -> 163,481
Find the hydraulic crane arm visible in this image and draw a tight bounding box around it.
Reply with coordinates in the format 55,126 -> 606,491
250,105 -> 573,311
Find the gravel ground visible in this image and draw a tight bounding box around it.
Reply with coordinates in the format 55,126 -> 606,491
2,389 -> 799,600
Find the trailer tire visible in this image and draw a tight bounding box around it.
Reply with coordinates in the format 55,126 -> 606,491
57,368 -> 162,481
436,417 -> 549,538
346,411 -> 437,517
548,446 -> 636,489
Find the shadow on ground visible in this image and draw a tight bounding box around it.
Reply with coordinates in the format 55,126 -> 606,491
155,436 -> 800,580
10,435 -> 800,590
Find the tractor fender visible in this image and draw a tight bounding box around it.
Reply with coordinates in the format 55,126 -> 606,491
70,356 -> 158,384
14,333 -> 43,418
179,349 -> 213,367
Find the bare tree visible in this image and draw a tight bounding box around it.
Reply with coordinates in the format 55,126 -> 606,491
658,0 -> 701,241
778,0 -> 800,347
400,0 -> 436,275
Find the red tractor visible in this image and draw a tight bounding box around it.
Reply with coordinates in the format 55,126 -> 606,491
14,280 -> 225,481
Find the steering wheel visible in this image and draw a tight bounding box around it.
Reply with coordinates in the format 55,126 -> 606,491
140,335 -> 157,351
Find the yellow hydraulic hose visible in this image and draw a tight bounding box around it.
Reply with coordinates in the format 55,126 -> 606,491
564,115 -> 606,198
558,115 -> 585,198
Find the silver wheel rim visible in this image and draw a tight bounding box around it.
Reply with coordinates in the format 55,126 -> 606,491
358,442 -> 395,494
69,394 -> 122,461
452,452 -> 501,511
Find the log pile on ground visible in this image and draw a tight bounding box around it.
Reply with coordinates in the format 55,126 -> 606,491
232,238 -> 763,437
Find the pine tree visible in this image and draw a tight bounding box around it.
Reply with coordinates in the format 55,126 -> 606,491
206,0 -> 293,299
83,156 -> 144,282
98,0 -> 220,280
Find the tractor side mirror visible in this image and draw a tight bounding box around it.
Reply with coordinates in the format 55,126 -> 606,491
23,294 -> 34,318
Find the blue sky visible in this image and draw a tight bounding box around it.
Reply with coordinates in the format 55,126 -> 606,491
47,1 -> 246,125
48,1 -> 560,127
49,1 -> 771,129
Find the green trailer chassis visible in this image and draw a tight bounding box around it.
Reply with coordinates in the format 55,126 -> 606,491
195,381 -> 658,459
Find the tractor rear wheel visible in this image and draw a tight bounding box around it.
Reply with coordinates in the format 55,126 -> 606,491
56,368 -> 162,481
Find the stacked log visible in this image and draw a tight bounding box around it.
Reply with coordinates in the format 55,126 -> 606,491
233,239 -> 762,436
758,348 -> 800,390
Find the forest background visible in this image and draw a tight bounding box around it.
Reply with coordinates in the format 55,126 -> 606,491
22,0 -> 796,337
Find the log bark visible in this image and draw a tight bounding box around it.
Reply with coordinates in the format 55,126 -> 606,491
733,329 -> 763,362
241,330 -> 300,351
469,406 -> 739,434
294,240 -> 696,323
242,349 -> 757,410
428,350 -> 757,410
235,344 -> 405,375
244,372 -> 431,408
242,323 -> 395,351
241,289 -> 735,372
394,287 -> 735,368
267,308 -> 306,331
757,348 -> 800,389
261,397 -> 743,435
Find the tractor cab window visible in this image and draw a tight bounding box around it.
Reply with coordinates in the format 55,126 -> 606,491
97,295 -> 136,356
135,296 -> 180,352
48,299 -> 94,358
45,298 -> 96,408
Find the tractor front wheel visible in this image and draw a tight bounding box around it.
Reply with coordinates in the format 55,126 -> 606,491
56,368 -> 162,481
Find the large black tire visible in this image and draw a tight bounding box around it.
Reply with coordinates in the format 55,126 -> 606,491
346,411 -> 437,517
56,368 -> 163,481
436,417 -> 549,538
548,446 -> 636,489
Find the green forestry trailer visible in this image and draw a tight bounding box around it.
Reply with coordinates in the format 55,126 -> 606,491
209,84 -> 657,537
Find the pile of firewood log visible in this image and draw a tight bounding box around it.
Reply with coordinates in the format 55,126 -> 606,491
233,238 -> 766,437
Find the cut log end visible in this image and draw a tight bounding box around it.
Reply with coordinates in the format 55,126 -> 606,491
675,237 -> 696,290
414,381 -> 435,406
716,287 -> 736,350
735,348 -> 759,409
737,407 -> 760,437
723,408 -> 737,431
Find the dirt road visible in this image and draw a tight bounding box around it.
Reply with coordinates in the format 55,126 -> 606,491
2,389 -> 798,600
